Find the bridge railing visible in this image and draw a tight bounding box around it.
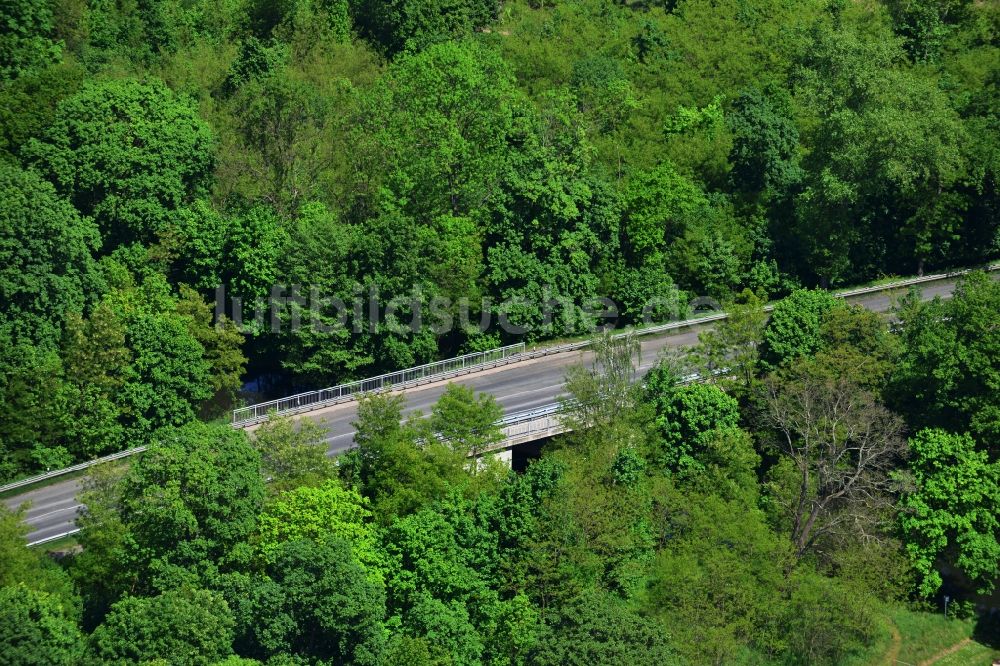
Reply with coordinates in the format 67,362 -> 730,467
9,265 -> 997,498
232,343 -> 526,426
0,446 -> 148,495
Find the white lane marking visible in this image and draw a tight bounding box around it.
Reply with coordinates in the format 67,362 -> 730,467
28,504 -> 82,521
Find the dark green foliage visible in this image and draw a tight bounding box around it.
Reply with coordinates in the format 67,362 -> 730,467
646,380 -> 741,472
90,587 -> 236,665
727,86 -> 801,198
0,162 -> 101,350
887,0 -> 971,62
24,79 -> 215,249
0,0 -> 61,80
760,288 -> 844,369
529,590 -> 680,666
891,273 -> 1000,445
355,0 -> 499,55
260,538 -> 387,664
0,584 -> 83,666
116,421 -> 264,591
0,63 -> 83,159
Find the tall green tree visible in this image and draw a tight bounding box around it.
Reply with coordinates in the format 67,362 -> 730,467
347,392 -> 470,521
900,428 -> 1000,596
251,415 -> 336,493
90,587 -> 236,665
759,288 -> 844,370
24,78 -> 215,249
645,381 -> 741,473
116,422 -> 264,592
430,383 -> 503,457
260,538 -> 387,664
0,162 -> 101,351
0,585 -> 83,666
891,273 -> 1000,445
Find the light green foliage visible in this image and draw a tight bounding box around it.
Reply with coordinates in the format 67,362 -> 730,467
696,289 -> 768,392
0,584 -> 83,666
166,202 -> 288,305
251,415 -> 336,492
24,79 -> 215,249
900,428 -> 1000,596
645,484 -> 788,663
90,587 -> 236,665
225,206 -> 288,304
0,505 -> 80,617
60,304 -> 131,458
165,200 -> 231,290
623,161 -> 747,298
400,594 -> 484,666
760,288 -> 844,369
430,383 -> 503,456
257,481 -> 385,580
781,570 -> 884,665
624,161 -> 710,262
383,497 -> 495,610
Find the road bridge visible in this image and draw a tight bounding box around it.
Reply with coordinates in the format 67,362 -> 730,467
5,268 -> 994,545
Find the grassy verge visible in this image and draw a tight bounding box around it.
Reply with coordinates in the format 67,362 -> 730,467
37,534 -> 81,553
936,641 -> 1000,665
891,606 -> 984,665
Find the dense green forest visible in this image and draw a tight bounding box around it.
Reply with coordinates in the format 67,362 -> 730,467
3,279 -> 1000,664
1,0 -> 998,478
1,0 -> 999,663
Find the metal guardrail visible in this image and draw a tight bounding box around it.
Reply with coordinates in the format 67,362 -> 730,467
9,264 -> 998,499
480,370 -> 716,454
231,262 -> 1000,428
833,263 -> 999,299
232,343 -> 527,426
0,446 -> 147,495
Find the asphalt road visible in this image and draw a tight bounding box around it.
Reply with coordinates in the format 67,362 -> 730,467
2,277 -> 972,544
